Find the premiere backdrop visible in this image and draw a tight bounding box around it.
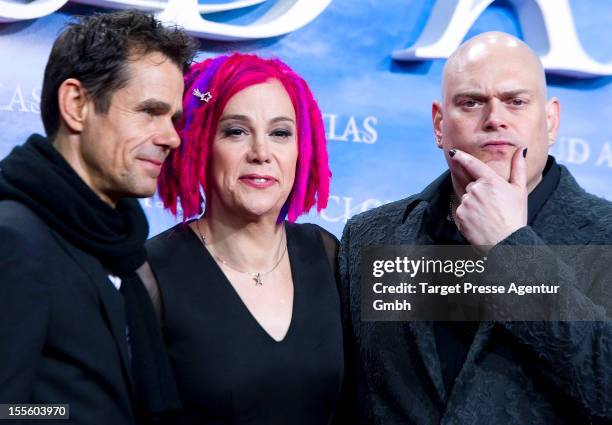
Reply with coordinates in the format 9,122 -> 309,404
1,0 -> 610,237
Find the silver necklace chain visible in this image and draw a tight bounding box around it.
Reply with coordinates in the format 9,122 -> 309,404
448,192 -> 455,223
195,220 -> 287,286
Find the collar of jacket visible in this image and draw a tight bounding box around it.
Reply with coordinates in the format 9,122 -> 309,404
401,170 -> 451,224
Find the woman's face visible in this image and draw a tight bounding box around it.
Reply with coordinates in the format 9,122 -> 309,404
208,80 -> 298,221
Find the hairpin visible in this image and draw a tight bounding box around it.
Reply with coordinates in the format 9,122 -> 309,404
193,88 -> 212,102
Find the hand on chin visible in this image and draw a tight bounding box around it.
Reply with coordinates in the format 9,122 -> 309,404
449,148 -> 528,250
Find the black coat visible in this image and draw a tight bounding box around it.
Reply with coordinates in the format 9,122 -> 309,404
338,165 -> 612,424
0,200 -> 136,425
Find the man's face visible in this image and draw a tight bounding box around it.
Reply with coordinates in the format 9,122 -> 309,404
79,51 -> 183,203
433,42 -> 559,191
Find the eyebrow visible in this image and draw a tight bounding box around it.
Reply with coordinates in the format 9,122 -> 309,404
218,114 -> 295,124
453,89 -> 533,102
270,116 -> 295,124
452,92 -> 488,102
138,98 -> 183,121
498,89 -> 534,99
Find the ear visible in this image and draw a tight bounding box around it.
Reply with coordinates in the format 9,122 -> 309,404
432,101 -> 444,149
545,97 -> 560,147
57,78 -> 90,133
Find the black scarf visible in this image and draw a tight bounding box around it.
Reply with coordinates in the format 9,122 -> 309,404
0,134 -> 183,424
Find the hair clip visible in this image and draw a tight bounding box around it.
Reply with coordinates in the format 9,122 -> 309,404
193,88 -> 212,102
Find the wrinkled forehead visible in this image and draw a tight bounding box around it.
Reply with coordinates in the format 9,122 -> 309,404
442,37 -> 547,101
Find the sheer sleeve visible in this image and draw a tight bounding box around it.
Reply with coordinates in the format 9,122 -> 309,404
136,261 -> 163,325
314,224 -> 339,279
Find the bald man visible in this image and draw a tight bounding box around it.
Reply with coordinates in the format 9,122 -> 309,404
337,32 -> 612,424
433,32 -> 558,247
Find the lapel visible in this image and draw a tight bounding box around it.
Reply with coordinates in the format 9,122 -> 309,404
444,321 -> 495,411
53,234 -> 135,393
463,322 -> 495,366
393,218 -> 449,403
407,321 -> 447,403
531,167 -> 594,244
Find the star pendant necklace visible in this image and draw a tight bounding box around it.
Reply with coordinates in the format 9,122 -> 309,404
196,220 -> 287,286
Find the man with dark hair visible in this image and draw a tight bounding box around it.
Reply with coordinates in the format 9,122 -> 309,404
339,32 -> 612,423
0,10 -> 197,425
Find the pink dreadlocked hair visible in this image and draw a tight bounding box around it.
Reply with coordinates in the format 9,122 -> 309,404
158,53 -> 331,222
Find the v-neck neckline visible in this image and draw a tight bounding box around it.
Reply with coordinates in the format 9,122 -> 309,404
185,223 -> 298,344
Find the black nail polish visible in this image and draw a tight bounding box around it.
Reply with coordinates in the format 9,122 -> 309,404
523,148 -> 528,158
449,149 -> 456,157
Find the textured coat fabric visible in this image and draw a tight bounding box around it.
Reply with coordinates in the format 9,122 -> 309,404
338,165 -> 612,424
0,200 -> 137,425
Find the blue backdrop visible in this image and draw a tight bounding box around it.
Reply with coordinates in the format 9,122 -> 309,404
1,0 -> 610,237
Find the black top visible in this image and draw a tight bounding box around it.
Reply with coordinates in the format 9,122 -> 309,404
414,156 -> 561,394
146,222 -> 344,425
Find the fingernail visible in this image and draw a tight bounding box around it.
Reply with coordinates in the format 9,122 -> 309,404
523,148 -> 528,158
449,149 -> 456,158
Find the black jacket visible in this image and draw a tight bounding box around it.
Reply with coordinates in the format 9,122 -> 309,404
0,200 -> 136,425
338,165 -> 612,424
